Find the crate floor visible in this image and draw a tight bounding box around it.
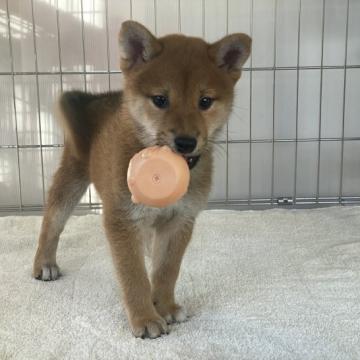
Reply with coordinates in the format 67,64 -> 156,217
1,206 -> 359,359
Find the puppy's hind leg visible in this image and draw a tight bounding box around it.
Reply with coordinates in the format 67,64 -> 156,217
33,149 -> 89,281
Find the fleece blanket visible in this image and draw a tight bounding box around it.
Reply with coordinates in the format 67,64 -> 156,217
0,207 -> 359,359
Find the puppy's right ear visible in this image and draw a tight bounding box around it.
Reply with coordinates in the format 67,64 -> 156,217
119,21 -> 162,72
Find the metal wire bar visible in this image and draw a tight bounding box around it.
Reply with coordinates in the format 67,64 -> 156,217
339,0 -> 350,203
225,0 -> 229,203
55,0 -> 65,146
30,0 -> 46,205
1,137 -> 360,150
80,0 -> 87,82
208,196 -> 360,206
202,0 -> 205,38
206,197 -> 360,210
270,0 -> 278,205
178,0 -> 181,32
0,70 -> 121,76
316,0 -> 326,203
1,144 -> 65,149
5,0 -> 23,210
80,0 -> 92,207
2,196 -> 360,215
248,0 -> 254,206
55,0 -> 63,92
215,137 -> 360,144
1,65 -> 360,77
154,0 -> 157,35
242,65 -> 360,71
105,0 -> 111,91
293,0 -> 302,205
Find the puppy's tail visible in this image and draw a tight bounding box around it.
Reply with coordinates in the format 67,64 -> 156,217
57,91 -> 99,160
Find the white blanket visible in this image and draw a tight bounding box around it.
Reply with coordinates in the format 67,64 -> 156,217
1,207 -> 359,359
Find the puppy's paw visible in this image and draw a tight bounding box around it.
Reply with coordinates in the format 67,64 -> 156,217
131,315 -> 169,339
164,306 -> 187,324
156,303 -> 188,324
33,263 -> 60,281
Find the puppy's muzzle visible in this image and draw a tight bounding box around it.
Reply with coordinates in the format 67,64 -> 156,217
174,136 -> 200,169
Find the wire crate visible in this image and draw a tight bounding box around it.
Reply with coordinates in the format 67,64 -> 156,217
0,0 -> 359,213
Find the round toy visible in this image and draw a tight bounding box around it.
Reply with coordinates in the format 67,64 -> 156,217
127,146 -> 190,208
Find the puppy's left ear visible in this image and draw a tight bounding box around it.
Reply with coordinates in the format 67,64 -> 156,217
208,34 -> 251,81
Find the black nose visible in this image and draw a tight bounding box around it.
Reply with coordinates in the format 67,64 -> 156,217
174,136 -> 197,154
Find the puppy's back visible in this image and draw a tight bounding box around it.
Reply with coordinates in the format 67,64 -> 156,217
57,90 -> 122,161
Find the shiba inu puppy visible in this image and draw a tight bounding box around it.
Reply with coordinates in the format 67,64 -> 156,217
33,20 -> 251,339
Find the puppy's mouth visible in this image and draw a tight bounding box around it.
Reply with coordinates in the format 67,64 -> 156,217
154,140 -> 201,169
183,155 -> 201,170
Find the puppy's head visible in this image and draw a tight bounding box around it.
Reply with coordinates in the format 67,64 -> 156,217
119,21 -> 251,169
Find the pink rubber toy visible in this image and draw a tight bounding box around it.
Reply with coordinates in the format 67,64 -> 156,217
127,146 -> 190,208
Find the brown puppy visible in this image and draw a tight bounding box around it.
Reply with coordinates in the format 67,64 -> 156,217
33,21 -> 251,339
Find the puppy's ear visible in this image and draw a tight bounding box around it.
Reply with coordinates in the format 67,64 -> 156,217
208,34 -> 251,81
119,21 -> 162,71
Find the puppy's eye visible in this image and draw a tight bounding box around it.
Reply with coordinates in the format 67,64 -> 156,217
199,96 -> 213,110
151,95 -> 169,109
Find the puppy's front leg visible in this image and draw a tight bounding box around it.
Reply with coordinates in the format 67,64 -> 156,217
151,218 -> 194,324
104,212 -> 167,339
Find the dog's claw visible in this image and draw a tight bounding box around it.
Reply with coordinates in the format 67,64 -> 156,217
132,316 -> 168,339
